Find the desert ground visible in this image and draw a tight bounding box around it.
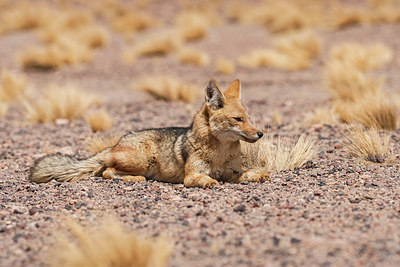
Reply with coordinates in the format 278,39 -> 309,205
1,0 -> 400,266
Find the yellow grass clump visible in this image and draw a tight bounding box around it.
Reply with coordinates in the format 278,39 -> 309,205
0,70 -> 26,102
330,42 -> 393,71
229,0 -> 321,33
85,109 -> 113,132
304,107 -> 339,126
23,85 -> 102,123
216,58 -> 235,74
20,40 -> 93,70
135,76 -> 200,103
13,6 -> 108,70
49,217 -> 171,267
177,47 -> 210,66
241,133 -> 317,172
346,126 -> 391,163
324,41 -> 398,130
92,0 -> 158,39
0,102 -> 7,117
174,9 -> 217,41
334,94 -> 398,131
324,60 -> 383,102
228,0 -> 400,32
238,31 -> 321,70
126,30 -> 182,58
328,5 -> 369,29
0,2 -> 55,34
85,134 -> 119,155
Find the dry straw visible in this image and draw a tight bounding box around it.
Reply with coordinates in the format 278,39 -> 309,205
49,217 -> 171,267
304,107 -> 339,126
329,42 -> 393,71
23,85 -> 102,123
0,70 -> 26,103
346,126 -> 391,163
177,47 -> 210,66
241,133 -> 317,172
135,76 -> 200,103
216,58 -> 235,74
85,109 -> 113,132
238,30 -> 321,70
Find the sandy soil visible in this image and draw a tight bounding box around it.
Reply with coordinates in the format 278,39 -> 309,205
1,3 -> 400,267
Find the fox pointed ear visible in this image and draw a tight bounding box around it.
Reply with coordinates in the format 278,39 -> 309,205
205,79 -> 225,110
224,79 -> 241,99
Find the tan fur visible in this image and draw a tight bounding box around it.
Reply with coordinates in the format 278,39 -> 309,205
30,79 -> 268,188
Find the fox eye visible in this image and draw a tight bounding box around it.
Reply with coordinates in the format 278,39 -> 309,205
234,117 -> 243,122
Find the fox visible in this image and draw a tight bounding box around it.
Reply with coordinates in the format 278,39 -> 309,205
30,79 -> 269,188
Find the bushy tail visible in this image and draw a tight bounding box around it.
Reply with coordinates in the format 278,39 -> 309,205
29,150 -> 109,183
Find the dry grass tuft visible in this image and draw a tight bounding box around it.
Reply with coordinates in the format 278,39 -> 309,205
216,58 -> 235,74
304,107 -> 339,126
238,30 -> 321,70
85,109 -> 112,132
241,133 -> 317,172
20,41 -> 93,70
334,94 -> 398,130
12,5 -> 108,70
0,70 -> 26,102
0,2 -> 54,34
126,30 -> 182,58
0,102 -> 7,117
135,76 -> 200,103
330,42 -> 393,71
49,217 -> 171,267
328,5 -> 369,29
23,85 -> 102,123
177,47 -> 209,66
324,61 -> 383,102
174,9 -> 217,41
85,135 -> 119,155
229,0 -> 321,33
346,126 -> 390,163
92,0 -> 158,40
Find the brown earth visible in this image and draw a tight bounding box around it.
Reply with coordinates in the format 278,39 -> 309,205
1,4 -> 400,267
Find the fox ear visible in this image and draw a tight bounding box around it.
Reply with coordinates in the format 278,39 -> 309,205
224,79 -> 241,99
205,79 -> 225,110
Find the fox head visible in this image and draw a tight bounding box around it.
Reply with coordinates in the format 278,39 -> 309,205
204,79 -> 263,143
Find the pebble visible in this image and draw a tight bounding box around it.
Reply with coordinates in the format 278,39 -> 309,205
234,204 -> 246,212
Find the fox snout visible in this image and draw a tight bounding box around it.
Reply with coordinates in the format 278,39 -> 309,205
241,128 -> 264,143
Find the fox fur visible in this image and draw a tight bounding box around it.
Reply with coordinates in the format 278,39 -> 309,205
30,79 -> 269,188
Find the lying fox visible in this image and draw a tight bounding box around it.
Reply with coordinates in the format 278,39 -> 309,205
30,79 -> 269,188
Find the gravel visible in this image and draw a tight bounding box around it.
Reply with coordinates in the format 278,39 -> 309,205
1,7 -> 400,267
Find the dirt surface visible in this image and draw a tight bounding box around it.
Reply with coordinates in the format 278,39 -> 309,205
1,3 -> 400,267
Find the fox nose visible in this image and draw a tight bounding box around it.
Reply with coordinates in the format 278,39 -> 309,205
257,132 -> 264,138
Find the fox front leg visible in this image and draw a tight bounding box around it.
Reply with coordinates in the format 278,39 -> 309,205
184,157 -> 218,188
184,173 -> 219,188
223,158 -> 270,183
238,171 -> 270,183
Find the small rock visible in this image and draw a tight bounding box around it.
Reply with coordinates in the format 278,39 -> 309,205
273,236 -> 280,246
28,207 -> 39,216
365,154 -> 385,163
12,206 -> 27,214
55,118 -> 69,125
291,237 -> 302,244
334,144 -> 343,149
0,210 -> 9,217
234,204 -> 246,212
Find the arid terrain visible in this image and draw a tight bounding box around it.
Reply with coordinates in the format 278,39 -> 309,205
1,1 -> 400,266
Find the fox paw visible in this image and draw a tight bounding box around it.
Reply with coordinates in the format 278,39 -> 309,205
241,171 -> 270,183
203,178 -> 218,188
122,175 -> 146,183
258,172 -> 271,182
